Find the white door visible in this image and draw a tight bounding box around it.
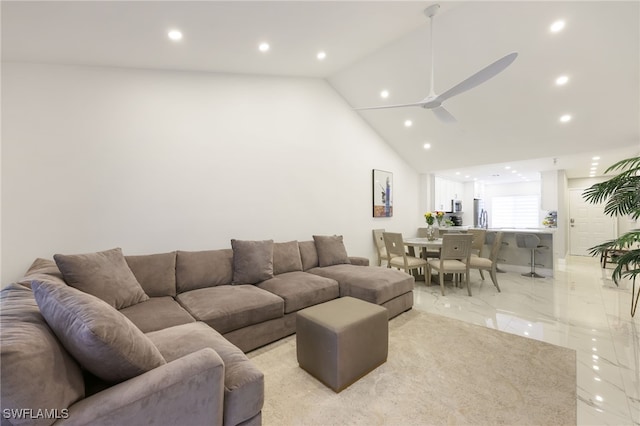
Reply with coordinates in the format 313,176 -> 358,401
569,188 -> 616,256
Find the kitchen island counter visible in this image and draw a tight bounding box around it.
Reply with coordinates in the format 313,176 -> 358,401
473,228 -> 556,276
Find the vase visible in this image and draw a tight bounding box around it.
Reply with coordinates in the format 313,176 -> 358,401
426,224 -> 436,241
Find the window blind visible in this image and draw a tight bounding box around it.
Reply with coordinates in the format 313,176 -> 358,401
491,195 -> 540,228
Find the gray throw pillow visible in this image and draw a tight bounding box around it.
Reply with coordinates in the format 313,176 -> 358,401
313,235 -> 351,267
273,241 -> 303,275
231,239 -> 274,284
54,247 -> 149,309
32,279 -> 166,383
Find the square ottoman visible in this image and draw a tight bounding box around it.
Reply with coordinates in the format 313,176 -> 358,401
296,296 -> 388,392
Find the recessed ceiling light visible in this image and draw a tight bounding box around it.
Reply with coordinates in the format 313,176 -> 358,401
168,30 -> 183,41
423,143 -> 431,149
559,114 -> 572,123
380,90 -> 389,99
592,156 -> 601,160
455,172 -> 461,175
258,42 -> 270,52
317,51 -> 326,60
555,75 -> 569,86
550,20 -> 566,33
505,166 -> 511,170
512,170 -> 517,173
590,167 -> 597,171
404,120 -> 413,127
591,162 -> 599,166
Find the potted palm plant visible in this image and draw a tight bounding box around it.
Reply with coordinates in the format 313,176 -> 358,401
583,156 -> 640,317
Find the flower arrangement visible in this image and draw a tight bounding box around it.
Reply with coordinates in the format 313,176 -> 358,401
424,212 -> 434,225
424,211 -> 446,226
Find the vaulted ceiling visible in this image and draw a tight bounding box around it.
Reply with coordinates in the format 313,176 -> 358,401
3,1 -> 639,183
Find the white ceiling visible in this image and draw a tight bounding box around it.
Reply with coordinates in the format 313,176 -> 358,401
3,1 -> 639,184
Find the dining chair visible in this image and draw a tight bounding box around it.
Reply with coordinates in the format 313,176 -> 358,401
383,232 -> 427,275
464,231 -> 503,292
372,229 -> 390,266
468,229 -> 486,257
427,234 -> 473,296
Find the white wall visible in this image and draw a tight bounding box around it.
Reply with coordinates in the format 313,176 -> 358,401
1,63 -> 420,283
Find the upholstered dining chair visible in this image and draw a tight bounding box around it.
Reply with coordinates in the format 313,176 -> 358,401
468,229 -> 486,258
427,234 -> 473,296
464,231 -> 503,292
372,229 -> 390,266
383,232 -> 427,275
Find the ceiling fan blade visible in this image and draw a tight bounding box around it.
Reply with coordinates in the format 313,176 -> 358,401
438,52 -> 518,103
432,106 -> 457,123
354,102 -> 425,111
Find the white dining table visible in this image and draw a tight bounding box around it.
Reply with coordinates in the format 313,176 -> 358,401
403,237 -> 443,260
403,237 -> 443,249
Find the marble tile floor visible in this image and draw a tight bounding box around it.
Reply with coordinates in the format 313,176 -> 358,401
412,255 -> 639,425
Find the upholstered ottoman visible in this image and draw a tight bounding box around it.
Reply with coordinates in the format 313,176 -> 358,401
296,296 -> 388,392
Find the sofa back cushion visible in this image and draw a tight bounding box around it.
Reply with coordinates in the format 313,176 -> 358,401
32,279 -> 166,384
298,240 -> 319,271
273,241 -> 303,275
17,258 -> 64,289
125,252 -> 177,298
54,248 -> 149,309
176,249 -> 233,293
1,283 -> 84,425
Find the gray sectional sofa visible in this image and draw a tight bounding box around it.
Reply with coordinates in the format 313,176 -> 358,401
1,236 -> 414,426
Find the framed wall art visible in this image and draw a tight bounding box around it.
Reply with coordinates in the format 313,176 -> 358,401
372,169 -> 393,217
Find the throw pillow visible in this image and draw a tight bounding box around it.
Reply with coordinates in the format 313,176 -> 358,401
273,241 -> 303,275
54,247 -> 149,309
32,278 -> 166,383
231,239 -> 274,284
313,235 -> 351,267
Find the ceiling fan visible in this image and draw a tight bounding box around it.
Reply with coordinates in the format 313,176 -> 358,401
355,4 -> 518,123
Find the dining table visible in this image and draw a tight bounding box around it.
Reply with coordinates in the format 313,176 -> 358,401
403,237 -> 443,259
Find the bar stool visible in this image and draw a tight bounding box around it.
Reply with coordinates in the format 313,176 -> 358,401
515,234 -> 548,278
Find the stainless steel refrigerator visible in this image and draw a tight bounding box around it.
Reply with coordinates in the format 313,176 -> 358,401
473,198 -> 488,228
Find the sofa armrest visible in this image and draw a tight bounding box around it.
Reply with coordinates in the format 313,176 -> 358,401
61,348 -> 225,426
348,256 -> 370,266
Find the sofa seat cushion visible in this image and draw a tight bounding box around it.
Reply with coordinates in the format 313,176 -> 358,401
176,285 -> 284,334
257,271 -> 339,314
308,265 -> 414,305
32,279 -> 166,383
146,322 -> 263,426
119,296 -> 195,333
1,283 -> 84,426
